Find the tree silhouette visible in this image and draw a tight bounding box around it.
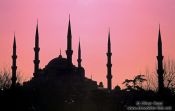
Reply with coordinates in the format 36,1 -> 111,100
145,59 -> 175,92
98,82 -> 104,88
0,69 -> 11,90
0,68 -> 22,90
164,59 -> 175,89
123,74 -> 146,91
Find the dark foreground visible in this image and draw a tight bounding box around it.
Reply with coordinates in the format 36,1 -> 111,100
0,85 -> 174,111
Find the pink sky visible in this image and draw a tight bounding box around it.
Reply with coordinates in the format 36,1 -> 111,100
0,0 -> 175,88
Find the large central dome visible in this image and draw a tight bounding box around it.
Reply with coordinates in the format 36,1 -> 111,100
46,55 -> 69,70
43,54 -> 80,77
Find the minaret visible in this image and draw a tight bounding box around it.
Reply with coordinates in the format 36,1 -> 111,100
33,22 -> 40,77
11,35 -> 17,88
66,16 -> 73,66
77,39 -> 82,68
106,30 -> 112,91
157,26 -> 164,93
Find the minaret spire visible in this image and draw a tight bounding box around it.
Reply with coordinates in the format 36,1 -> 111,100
157,25 -> 164,93
106,29 -> 112,91
33,21 -> 40,77
77,38 -> 82,68
11,34 -> 17,88
66,15 -> 73,66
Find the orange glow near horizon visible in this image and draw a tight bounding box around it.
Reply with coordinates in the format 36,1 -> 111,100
0,0 -> 175,88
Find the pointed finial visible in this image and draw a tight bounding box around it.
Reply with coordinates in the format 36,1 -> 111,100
36,19 -> 39,29
68,14 -> 71,29
79,37 -> 81,46
108,28 -> 111,49
77,36 -> 82,68
108,28 -> 110,40
58,49 -> 62,58
35,19 -> 39,46
78,38 -> 80,49
14,32 -> 16,37
68,14 -> 71,24
60,49 -> 61,56
13,33 -> 16,47
158,24 -> 162,41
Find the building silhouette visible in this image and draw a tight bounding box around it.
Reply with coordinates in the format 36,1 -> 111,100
24,17 -> 97,96
5,17 -> 175,111
106,30 -> 112,91
8,17 -> 167,95
157,26 -> 164,93
11,34 -> 17,88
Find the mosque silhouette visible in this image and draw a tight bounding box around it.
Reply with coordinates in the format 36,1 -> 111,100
1,16 -> 173,111
11,17 -> 164,93
11,17 -> 113,92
